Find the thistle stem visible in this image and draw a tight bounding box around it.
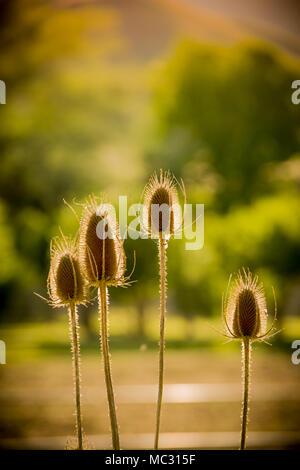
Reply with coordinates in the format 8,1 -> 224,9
240,337 -> 251,450
98,282 -> 120,450
69,303 -> 83,450
154,233 -> 167,449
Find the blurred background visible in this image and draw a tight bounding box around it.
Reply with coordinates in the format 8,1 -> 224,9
0,0 -> 300,449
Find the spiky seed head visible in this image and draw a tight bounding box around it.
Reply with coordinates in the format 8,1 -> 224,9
55,255 -> 81,301
78,195 -> 126,286
83,212 -> 118,281
224,269 -> 268,339
143,169 -> 181,238
48,236 -> 86,308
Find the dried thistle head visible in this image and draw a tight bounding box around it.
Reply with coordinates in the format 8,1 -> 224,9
143,169 -> 184,239
47,235 -> 87,308
222,269 -> 278,342
78,195 -> 129,287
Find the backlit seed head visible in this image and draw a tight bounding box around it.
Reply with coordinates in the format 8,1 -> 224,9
78,195 -> 126,286
224,269 -> 268,339
143,169 -> 182,238
48,236 -> 87,308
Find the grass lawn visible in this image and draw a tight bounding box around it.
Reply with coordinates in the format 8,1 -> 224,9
0,310 -> 300,449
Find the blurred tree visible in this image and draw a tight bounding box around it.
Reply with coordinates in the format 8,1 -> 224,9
0,0 -> 119,212
110,225 -> 157,339
170,189 -> 300,327
149,40 -> 300,211
0,0 -> 124,320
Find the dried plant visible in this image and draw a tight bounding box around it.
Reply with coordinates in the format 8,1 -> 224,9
78,195 -> 133,450
142,170 -> 185,449
220,268 -> 280,450
36,234 -> 87,450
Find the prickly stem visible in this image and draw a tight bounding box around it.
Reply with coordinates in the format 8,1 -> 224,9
69,303 -> 83,450
240,337 -> 251,450
98,283 -> 120,450
154,233 -> 167,449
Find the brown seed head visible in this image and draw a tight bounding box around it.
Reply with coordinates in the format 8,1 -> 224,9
48,236 -> 86,307
78,195 -> 126,286
224,269 -> 268,339
143,169 -> 182,237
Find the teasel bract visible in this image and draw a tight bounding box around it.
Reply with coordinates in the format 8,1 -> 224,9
221,268 -> 279,450
78,195 -> 133,450
142,170 -> 185,449
37,234 -> 87,450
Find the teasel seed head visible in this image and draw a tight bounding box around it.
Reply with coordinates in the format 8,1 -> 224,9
143,169 -> 184,239
222,268 -> 279,342
47,235 -> 87,308
78,195 -> 129,287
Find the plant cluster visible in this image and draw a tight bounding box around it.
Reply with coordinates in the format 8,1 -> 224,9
37,170 -> 279,450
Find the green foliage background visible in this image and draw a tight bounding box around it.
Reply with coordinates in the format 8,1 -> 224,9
1,0 -> 300,342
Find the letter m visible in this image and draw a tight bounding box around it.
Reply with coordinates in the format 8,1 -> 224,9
149,455 -> 160,465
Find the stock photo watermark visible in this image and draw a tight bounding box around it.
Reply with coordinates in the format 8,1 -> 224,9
94,196 -> 204,251
0,340 -> 6,364
291,340 -> 300,365
291,80 -> 300,105
0,80 -> 6,104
